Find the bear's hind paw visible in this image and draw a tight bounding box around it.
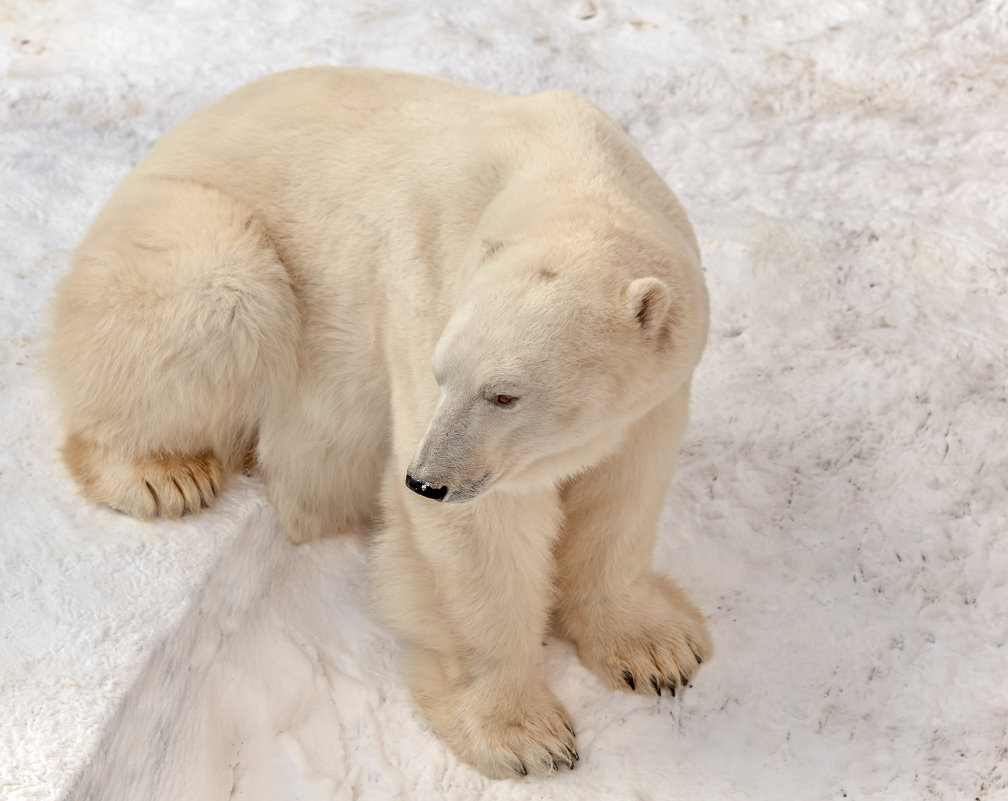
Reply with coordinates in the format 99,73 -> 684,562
64,436 -> 223,520
132,452 -> 222,518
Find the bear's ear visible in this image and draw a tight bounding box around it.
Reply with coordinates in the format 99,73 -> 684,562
624,277 -> 671,332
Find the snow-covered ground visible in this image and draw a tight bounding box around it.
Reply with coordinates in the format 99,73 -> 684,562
2,1 -> 1006,799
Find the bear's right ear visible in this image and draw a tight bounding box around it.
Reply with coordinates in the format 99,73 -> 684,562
624,277 -> 671,332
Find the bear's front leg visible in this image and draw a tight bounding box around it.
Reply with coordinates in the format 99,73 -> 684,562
555,386 -> 712,696
372,485 -> 578,779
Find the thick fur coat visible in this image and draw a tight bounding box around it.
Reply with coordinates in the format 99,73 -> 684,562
45,67 -> 712,778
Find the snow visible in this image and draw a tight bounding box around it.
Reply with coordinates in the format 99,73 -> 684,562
1,1 -> 1006,799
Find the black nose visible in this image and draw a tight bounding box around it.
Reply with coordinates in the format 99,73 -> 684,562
405,473 -> 448,501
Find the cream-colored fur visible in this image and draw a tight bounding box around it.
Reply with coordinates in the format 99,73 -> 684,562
45,67 -> 713,779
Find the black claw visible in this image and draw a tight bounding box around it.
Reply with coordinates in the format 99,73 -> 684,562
622,670 -> 636,690
568,746 -> 580,763
564,721 -> 576,738
516,760 -> 528,776
651,676 -> 661,696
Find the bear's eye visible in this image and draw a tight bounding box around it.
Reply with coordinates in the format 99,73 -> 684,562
494,394 -> 515,406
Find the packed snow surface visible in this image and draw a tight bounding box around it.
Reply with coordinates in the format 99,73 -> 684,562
1,1 -> 1006,799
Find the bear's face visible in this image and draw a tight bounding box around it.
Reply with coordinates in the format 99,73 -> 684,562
405,244 -> 702,504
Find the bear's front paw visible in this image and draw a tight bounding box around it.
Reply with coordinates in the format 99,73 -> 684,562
564,573 -> 712,697
465,695 -> 578,779
417,679 -> 578,779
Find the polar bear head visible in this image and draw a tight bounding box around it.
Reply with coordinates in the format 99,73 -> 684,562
405,229 -> 707,504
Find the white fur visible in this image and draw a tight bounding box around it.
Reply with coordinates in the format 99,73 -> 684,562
45,67 -> 713,779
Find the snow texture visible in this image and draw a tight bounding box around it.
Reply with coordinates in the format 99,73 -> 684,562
2,1 -> 1006,799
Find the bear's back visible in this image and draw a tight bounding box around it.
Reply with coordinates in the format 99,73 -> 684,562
128,67 -> 679,230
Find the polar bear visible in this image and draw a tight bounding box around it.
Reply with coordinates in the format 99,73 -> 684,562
45,67 -> 712,778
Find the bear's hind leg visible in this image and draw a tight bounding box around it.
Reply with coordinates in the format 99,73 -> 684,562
46,178 -> 299,519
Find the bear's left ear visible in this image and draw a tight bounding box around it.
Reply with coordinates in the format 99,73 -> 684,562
624,276 -> 671,332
